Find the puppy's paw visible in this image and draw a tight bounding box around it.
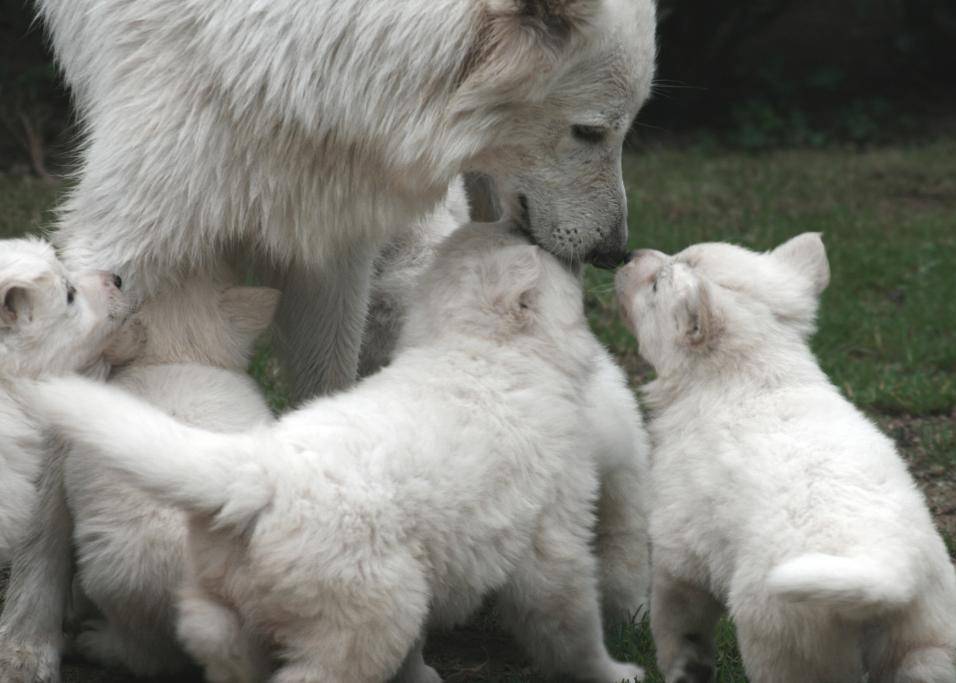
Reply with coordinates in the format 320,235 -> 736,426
393,663 -> 442,683
604,661 -> 644,682
0,636 -> 61,683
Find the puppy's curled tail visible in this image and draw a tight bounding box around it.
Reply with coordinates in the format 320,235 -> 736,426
24,375 -> 273,531
766,552 -> 917,620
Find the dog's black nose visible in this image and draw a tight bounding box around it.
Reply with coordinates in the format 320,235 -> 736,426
589,248 -> 631,271
112,274 -> 123,289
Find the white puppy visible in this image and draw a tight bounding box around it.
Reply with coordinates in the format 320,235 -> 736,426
0,237 -> 128,562
615,234 -> 956,683
32,223 -> 646,683
63,274 -> 278,676
359,182 -> 653,627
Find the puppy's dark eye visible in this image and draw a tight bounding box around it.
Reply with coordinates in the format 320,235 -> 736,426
652,278 -> 658,293
571,125 -> 607,144
66,285 -> 76,304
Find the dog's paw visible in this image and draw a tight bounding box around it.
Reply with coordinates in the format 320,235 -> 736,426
605,662 -> 644,682
0,637 -> 61,683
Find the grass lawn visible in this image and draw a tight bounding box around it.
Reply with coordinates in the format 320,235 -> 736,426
1,139 -> 954,682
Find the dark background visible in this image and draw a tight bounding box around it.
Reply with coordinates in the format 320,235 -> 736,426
1,0 -> 956,176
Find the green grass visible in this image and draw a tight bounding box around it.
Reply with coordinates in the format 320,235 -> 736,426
1,139 -> 954,683
587,139 -> 956,416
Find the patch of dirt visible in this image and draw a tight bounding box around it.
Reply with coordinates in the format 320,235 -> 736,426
877,410 -> 956,544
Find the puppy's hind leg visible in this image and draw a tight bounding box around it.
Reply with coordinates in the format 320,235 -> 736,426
498,517 -> 644,682
176,588 -> 268,683
390,636 -> 442,683
890,647 -> 956,683
650,568 -> 722,683
272,558 -> 430,683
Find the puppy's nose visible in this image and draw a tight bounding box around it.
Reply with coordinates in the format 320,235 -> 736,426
112,274 -> 123,290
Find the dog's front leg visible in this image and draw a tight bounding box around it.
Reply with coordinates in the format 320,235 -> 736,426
263,242 -> 375,404
0,441 -> 73,683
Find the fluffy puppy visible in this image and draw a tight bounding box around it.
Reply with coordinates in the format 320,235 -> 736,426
32,222 -> 645,683
359,181 -> 653,626
0,237 -> 128,562
615,234 -> 956,683
64,274 -> 278,676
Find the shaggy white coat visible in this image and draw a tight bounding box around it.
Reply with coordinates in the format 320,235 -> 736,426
615,234 -> 956,683
39,0 -> 657,399
32,223 -> 649,683
0,238 -> 128,562
62,276 -> 277,676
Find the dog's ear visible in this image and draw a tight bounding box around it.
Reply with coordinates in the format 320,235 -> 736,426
485,244 -> 543,326
680,280 -> 720,348
0,283 -> 33,327
484,0 -> 600,41
219,287 -> 281,339
456,0 -> 599,110
772,232 -> 830,297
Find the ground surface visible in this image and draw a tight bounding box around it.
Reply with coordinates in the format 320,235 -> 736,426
1,139 -> 954,681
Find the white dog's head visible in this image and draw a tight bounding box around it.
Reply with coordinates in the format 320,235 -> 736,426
615,233 -> 830,375
459,0 -> 656,268
0,238 -> 129,377
401,221 -> 586,351
114,274 -> 280,371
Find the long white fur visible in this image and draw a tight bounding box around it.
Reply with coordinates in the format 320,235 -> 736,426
615,233 -> 956,683
38,0 -> 657,402
0,238 -> 129,562
31,222 -> 648,683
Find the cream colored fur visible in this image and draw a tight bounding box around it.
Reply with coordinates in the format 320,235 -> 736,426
616,234 -> 956,683
31,222 -> 649,683
62,275 -> 277,676
0,238 -> 129,562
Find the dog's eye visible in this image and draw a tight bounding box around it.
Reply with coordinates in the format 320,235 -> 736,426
66,285 -> 76,305
652,278 -> 658,293
571,125 -> 607,144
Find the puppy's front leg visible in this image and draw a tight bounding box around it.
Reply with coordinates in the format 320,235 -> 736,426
498,517 -> 644,682
0,441 -> 73,683
650,567 -> 722,683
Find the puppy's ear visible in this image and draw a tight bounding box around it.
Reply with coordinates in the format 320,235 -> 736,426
485,244 -> 543,325
219,287 -> 281,339
680,280 -> 720,348
772,232 -> 830,297
0,283 -> 33,327
456,0 -> 599,110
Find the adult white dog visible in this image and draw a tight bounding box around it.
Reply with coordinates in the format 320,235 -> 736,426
32,222 -> 650,683
39,0 -> 657,399
615,234 -> 956,683
0,238 -> 129,562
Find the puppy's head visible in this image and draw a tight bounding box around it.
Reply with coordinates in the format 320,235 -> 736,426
459,0 -> 656,267
0,238 -> 130,377
401,221 -> 585,348
124,272 -> 280,370
615,233 -> 830,374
